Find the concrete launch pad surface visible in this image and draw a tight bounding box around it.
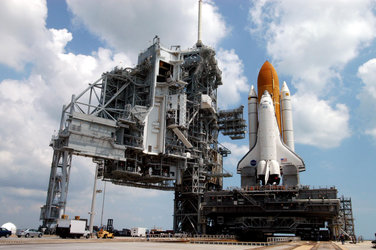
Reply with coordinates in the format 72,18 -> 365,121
0,243 -> 249,250
0,237 -> 372,250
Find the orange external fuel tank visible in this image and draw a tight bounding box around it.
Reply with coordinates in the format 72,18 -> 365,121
257,61 -> 281,132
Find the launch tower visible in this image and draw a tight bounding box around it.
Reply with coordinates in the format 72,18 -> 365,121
40,36 -> 245,234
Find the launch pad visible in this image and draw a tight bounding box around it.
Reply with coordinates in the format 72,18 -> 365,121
39,1 -> 355,241
201,186 -> 340,240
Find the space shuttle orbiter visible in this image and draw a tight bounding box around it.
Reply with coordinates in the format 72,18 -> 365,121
237,61 -> 305,187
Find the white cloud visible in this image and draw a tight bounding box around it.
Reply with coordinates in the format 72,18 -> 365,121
357,58 -> 376,138
0,0 -> 46,70
0,0 -> 134,228
0,151 -> 13,165
292,94 -> 350,148
222,142 -> 249,157
67,0 -> 248,108
4,187 -> 46,199
247,0 -> 376,148
67,0 -> 228,60
0,24 -> 131,185
222,142 -> 249,171
217,49 -> 249,108
249,0 -> 376,96
365,128 -> 376,139
358,58 -> 376,99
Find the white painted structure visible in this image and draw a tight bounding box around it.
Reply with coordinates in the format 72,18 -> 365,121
1,222 -> 16,234
56,219 -> 86,238
281,81 -> 295,151
248,85 -> 258,149
131,227 -> 147,237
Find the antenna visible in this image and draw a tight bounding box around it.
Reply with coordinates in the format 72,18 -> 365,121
196,0 -> 203,47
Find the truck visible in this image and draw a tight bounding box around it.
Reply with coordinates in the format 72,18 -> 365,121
131,227 -> 146,237
56,218 -> 90,239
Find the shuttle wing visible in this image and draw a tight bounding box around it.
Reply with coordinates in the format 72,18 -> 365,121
276,138 -> 305,172
237,137 -> 305,173
237,142 -> 259,173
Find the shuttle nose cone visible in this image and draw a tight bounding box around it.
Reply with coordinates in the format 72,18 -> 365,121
261,90 -> 272,103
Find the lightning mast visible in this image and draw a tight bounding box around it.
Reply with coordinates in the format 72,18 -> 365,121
196,0 -> 203,47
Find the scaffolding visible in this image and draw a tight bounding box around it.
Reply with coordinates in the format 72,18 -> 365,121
218,106 -> 247,139
40,37 -> 236,233
339,196 -> 355,240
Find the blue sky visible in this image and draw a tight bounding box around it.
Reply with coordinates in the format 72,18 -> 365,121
0,0 -> 375,240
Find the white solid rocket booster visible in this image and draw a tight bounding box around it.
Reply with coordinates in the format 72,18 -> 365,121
248,85 -> 258,149
281,81 -> 295,151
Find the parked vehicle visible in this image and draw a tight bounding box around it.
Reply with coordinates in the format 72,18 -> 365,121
16,228 -> 42,238
0,228 -> 11,238
113,228 -> 131,236
56,219 -> 89,238
131,227 -> 146,237
97,229 -> 114,239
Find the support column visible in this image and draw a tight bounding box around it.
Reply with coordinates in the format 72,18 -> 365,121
89,164 -> 99,233
40,149 -> 73,229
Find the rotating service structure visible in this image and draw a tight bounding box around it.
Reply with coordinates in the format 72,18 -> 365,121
40,37 -> 245,233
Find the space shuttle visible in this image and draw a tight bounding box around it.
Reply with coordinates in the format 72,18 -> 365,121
237,61 -> 305,187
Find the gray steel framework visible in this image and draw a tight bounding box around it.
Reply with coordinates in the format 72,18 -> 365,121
40,150 -> 72,225
218,106 -> 247,139
201,187 -> 341,240
339,196 -> 355,240
40,37 -> 244,232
